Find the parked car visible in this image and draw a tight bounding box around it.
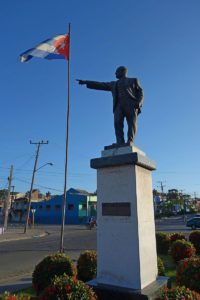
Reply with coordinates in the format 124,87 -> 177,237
186,217 -> 200,230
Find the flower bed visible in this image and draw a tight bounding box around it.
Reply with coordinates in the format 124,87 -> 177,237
170,232 -> 186,243
32,253 -> 76,295
0,291 -> 34,300
156,232 -> 171,255
39,274 -> 97,300
189,230 -> 200,254
156,286 -> 200,300
176,257 -> 200,293
170,239 -> 196,263
77,250 -> 97,282
157,256 -> 165,276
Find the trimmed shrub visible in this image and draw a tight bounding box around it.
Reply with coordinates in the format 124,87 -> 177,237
176,257 -> 200,293
39,274 -> 97,300
170,239 -> 196,263
170,232 -> 186,243
189,230 -> 200,254
156,232 -> 171,255
32,253 -> 76,295
157,256 -> 165,276
77,250 -> 97,282
156,286 -> 200,300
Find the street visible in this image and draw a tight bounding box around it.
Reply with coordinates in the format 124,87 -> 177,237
0,225 -> 96,283
0,217 -> 192,285
155,215 -> 192,234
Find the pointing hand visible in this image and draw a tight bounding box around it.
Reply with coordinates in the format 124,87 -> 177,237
76,79 -> 86,85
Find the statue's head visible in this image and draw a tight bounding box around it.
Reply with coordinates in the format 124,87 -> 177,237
115,66 -> 128,79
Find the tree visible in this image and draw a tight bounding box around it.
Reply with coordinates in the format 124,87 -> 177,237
0,189 -> 8,201
45,191 -> 51,199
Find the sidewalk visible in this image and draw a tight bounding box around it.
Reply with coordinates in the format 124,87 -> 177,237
0,225 -> 48,243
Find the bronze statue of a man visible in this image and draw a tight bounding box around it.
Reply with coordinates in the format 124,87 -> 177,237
77,66 -> 144,146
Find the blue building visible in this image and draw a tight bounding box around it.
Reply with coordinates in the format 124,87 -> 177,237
30,188 -> 97,224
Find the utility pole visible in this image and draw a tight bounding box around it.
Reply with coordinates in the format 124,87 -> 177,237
11,185 -> 15,209
179,189 -> 186,222
3,165 -> 13,230
157,181 -> 166,195
193,192 -> 197,210
157,181 -> 166,215
24,140 -> 48,233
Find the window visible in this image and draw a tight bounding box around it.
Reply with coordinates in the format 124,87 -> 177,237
79,203 -> 87,210
46,205 -> 51,210
39,205 -> 43,209
68,204 -> 74,211
55,204 -> 61,210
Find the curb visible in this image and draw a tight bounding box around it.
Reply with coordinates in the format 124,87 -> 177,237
0,277 -> 32,294
0,231 -> 48,243
32,231 -> 49,238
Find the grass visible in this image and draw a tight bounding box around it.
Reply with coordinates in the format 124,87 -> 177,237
160,254 -> 176,287
15,287 -> 36,296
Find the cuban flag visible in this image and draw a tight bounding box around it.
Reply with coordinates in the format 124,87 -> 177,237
20,34 -> 70,62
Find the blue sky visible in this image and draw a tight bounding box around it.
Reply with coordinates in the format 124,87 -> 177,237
0,0 -> 200,196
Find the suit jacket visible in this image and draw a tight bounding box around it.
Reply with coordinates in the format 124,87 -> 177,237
86,77 -> 144,113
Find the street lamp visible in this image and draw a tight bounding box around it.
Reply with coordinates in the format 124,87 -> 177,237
36,162 -> 53,172
24,162 -> 53,233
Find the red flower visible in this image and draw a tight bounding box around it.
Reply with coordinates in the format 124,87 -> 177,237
65,284 -> 72,293
47,287 -> 55,295
73,277 -> 78,284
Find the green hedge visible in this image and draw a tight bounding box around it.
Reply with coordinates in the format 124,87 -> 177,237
32,253 -> 76,295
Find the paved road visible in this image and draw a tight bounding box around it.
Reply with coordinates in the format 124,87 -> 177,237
0,225 -> 96,284
155,216 -> 192,234
0,217 -> 193,285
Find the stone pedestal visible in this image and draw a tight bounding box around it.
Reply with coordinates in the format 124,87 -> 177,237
90,145 -> 161,294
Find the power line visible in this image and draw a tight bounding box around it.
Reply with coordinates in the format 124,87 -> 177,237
15,154 -> 35,170
14,177 -> 62,193
13,168 -> 94,177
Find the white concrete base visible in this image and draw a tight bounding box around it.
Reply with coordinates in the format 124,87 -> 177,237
92,146 -> 157,290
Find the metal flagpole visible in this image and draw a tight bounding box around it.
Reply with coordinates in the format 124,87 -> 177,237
60,23 -> 71,252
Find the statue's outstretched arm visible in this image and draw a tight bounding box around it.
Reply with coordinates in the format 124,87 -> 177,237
76,79 -> 87,85
76,79 -> 113,91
